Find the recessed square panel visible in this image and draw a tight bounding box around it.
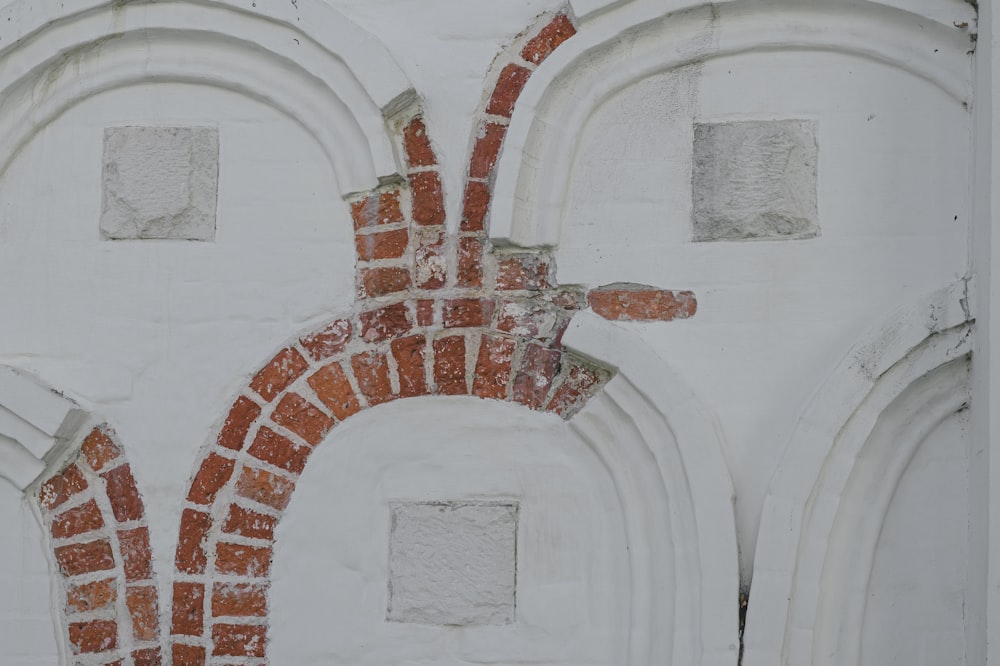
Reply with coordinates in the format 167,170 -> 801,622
388,501 -> 517,626
100,126 -> 219,240
692,119 -> 818,241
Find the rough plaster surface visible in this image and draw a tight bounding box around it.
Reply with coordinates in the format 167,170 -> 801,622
388,501 -> 517,626
692,120 -> 818,241
100,126 -> 219,241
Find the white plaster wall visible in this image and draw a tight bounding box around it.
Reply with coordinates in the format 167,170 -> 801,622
269,398 -> 628,666
558,50 -> 970,574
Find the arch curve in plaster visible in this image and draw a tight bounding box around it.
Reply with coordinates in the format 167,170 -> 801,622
741,280 -> 974,666
488,0 -> 973,247
0,0 -> 416,196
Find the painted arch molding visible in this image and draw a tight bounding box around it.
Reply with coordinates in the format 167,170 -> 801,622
742,280 -> 975,666
0,0 -> 416,197
488,0 -> 974,247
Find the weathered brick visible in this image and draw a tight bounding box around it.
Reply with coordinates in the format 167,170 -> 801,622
66,578 -> 116,613
131,647 -> 162,666
40,464 -> 88,511
307,364 -> 361,421
411,171 -> 445,226
351,191 -> 403,230
187,453 -> 235,505
81,428 -> 121,472
175,509 -> 212,574
403,116 -> 436,168
487,63 -> 532,117
171,582 -> 204,636
512,344 -> 562,409
496,299 -> 560,339
212,624 -> 267,657
222,504 -> 276,540
355,227 -> 409,262
469,122 -> 506,179
299,319 -> 352,362
55,540 -> 115,577
127,585 -> 160,642
360,302 -> 412,343
359,266 -> 412,298
443,298 -> 495,329
212,582 -> 267,617
352,352 -> 393,406
587,285 -> 698,321
271,393 -> 334,446
217,396 -> 261,451
461,181 -> 490,232
215,542 -> 271,578
171,643 -> 205,665
119,527 -> 153,582
546,364 -> 605,419
69,619 -> 117,654
414,230 -> 446,289
249,347 -> 308,402
457,236 -> 485,288
101,465 -> 143,523
51,499 -> 104,539
473,335 -> 517,400
521,13 -> 577,65
433,336 -> 468,395
235,467 -> 295,512
496,254 -> 551,290
391,335 -> 429,398
247,427 -> 311,475
416,299 -> 435,327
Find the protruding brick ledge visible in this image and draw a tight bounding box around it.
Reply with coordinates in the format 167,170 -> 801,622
588,283 -> 698,322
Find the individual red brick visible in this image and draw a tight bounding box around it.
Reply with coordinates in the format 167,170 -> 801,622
496,299 -> 560,339
496,254 -> 551,290
587,285 -> 698,321
298,319 -> 352,362
249,347 -> 308,403
433,336 -> 468,395
414,231 -> 446,289
512,344 -> 562,409
351,191 -> 403,230
217,396 -> 261,451
222,504 -> 276,540
51,499 -> 104,539
40,464 -> 88,511
352,352 -> 393,406
132,648 -> 162,666
461,181 -> 490,232
443,298 -> 495,328
212,583 -> 267,617
66,578 -> 116,613
69,619 -> 117,653
416,299 -> 435,326
247,427 -> 311,475
359,266 -> 411,298
55,540 -> 115,577
307,364 -> 362,421
215,542 -> 271,578
235,467 -> 295,512
404,116 -> 436,168
457,236 -> 485,288
546,364 -> 604,418
469,122 -> 506,179
119,527 -> 153,582
81,428 -> 121,472
171,643 -> 205,665
391,335 -> 428,398
487,63 -> 532,117
271,393 -> 334,446
175,509 -> 212,574
360,302 -> 412,343
212,624 -> 266,657
521,13 -> 577,65
171,582 -> 205,636
127,585 -> 160,642
101,465 -> 143,523
411,171 -> 445,226
355,228 -> 409,261
473,335 -> 517,399
187,453 -> 235,505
